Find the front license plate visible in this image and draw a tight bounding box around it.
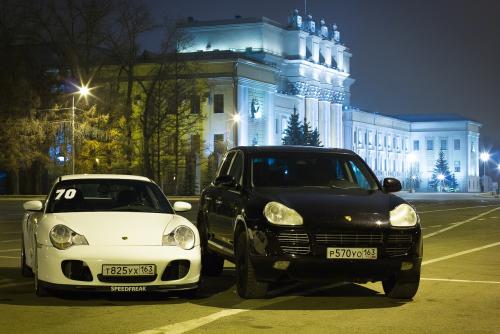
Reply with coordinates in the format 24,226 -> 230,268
327,247 -> 377,260
102,264 -> 156,276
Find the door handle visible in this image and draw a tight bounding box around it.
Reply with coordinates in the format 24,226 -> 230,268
215,199 -> 223,205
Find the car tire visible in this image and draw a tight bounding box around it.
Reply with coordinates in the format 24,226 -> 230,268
235,232 -> 268,299
382,271 -> 420,299
21,238 -> 34,278
198,218 -> 224,276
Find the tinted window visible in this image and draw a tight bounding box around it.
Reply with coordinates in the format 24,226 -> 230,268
228,151 -> 244,184
252,152 -> 378,190
217,152 -> 235,177
46,179 -> 173,214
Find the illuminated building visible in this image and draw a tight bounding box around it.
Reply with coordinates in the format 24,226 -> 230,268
180,10 -> 481,192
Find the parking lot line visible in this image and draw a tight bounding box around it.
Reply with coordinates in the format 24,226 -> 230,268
423,207 -> 500,239
421,278 -> 500,284
136,282 -> 345,334
0,248 -> 19,253
419,204 -> 499,214
0,239 -> 21,243
422,241 -> 500,266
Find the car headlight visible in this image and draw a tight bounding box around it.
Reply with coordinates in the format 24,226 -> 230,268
264,201 -> 303,226
49,224 -> 89,250
162,225 -> 195,250
390,204 -> 418,227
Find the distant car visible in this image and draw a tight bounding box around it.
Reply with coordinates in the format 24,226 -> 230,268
21,174 -> 200,297
198,146 -> 422,299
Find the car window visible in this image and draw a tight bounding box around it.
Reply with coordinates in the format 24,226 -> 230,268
228,151 -> 244,184
217,152 -> 235,177
251,152 -> 378,190
46,179 -> 174,214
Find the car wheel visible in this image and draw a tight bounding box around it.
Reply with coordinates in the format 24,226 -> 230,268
33,246 -> 49,297
21,238 -> 34,278
235,232 -> 268,299
198,218 -> 224,276
382,270 -> 420,299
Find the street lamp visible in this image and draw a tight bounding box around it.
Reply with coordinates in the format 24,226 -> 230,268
71,84 -> 91,174
408,152 -> 417,192
437,173 -> 445,192
480,152 -> 490,192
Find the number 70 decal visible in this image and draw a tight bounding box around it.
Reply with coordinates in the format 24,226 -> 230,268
55,189 -> 77,200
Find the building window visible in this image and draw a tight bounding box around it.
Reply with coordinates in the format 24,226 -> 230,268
190,134 -> 200,152
454,161 -> 461,173
190,95 -> 200,114
427,139 -> 434,151
454,139 -> 460,150
214,134 -> 224,153
214,94 -> 224,113
441,139 -> 447,150
393,137 -> 396,149
365,132 -> 368,146
384,136 -> 387,147
354,130 -> 357,145
413,140 -> 420,151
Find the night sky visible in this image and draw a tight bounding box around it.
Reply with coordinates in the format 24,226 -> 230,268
143,0 -> 500,149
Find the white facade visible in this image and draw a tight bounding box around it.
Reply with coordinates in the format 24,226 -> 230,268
180,12 -> 481,192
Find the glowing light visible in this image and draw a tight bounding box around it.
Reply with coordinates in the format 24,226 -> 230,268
78,84 -> 90,96
437,174 -> 445,181
411,175 -> 417,180
408,152 -> 417,163
57,156 -> 65,162
480,152 -> 490,162
232,113 -> 241,122
254,110 -> 262,119
497,164 -> 500,171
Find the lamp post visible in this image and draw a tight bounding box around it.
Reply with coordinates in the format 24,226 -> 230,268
480,152 -> 490,192
437,173 -> 445,192
408,152 -> 417,192
71,84 -> 90,174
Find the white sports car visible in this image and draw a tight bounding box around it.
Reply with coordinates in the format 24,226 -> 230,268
21,174 -> 201,296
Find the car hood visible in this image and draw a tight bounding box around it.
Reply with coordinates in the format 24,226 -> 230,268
42,212 -> 182,246
250,187 -> 405,230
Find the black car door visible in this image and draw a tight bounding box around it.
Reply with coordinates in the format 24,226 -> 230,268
206,151 -> 235,243
215,150 -> 245,247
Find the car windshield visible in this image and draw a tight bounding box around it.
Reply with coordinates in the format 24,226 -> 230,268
46,179 -> 174,214
251,152 -> 379,190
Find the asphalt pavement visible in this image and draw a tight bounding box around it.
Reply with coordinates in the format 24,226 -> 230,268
0,194 -> 499,334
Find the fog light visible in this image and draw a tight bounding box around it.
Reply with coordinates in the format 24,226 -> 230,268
401,261 -> 414,271
273,261 -> 290,270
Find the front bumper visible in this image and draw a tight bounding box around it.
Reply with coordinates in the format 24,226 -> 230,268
246,223 -> 422,283
37,244 -> 201,291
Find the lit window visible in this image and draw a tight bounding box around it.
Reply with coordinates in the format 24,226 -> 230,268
441,139 -> 447,150
427,139 -> 434,151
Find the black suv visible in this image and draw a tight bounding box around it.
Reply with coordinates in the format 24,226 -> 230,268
197,146 -> 422,299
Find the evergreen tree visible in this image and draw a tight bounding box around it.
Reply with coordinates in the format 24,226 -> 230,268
308,128 -> 322,147
429,151 -> 459,192
302,117 -> 311,145
282,108 -> 304,145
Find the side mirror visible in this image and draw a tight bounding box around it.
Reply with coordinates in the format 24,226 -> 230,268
383,178 -> 402,193
23,200 -> 43,212
173,201 -> 192,212
214,175 -> 238,188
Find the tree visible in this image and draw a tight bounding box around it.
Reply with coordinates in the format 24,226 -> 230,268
282,107 -> 303,145
282,108 -> 322,147
429,151 -> 459,192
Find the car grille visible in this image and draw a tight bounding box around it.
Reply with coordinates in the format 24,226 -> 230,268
277,232 -> 310,255
97,274 -> 157,283
315,232 -> 384,245
386,233 -> 413,257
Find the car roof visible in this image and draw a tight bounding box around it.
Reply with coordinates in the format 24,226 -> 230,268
58,174 -> 152,182
230,145 -> 355,155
